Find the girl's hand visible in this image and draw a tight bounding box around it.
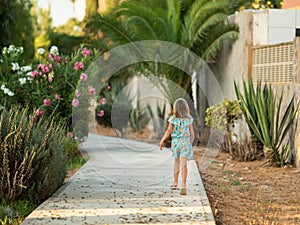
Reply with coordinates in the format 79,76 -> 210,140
159,140 -> 164,151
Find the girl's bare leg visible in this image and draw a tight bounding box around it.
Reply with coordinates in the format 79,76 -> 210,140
173,158 -> 180,186
181,157 -> 188,188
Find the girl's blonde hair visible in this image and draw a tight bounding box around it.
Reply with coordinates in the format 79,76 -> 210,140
173,98 -> 190,118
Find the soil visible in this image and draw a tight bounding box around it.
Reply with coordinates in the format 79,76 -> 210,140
194,147 -> 300,225
72,124 -> 300,225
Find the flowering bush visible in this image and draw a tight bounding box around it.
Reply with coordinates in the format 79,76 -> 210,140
95,82 -> 132,136
0,44 -> 101,132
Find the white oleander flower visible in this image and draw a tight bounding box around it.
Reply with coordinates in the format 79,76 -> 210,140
50,46 -> 59,55
7,91 -> 14,96
8,45 -> 15,53
11,62 -> 20,71
18,46 -> 23,54
21,65 -> 32,72
1,84 -> 14,96
2,47 -> 7,54
19,78 -> 27,85
37,48 -> 45,55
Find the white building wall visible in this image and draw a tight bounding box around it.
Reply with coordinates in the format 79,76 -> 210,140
251,9 -> 300,45
268,10 -> 297,44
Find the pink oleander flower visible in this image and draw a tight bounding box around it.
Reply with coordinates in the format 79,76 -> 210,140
37,64 -> 43,69
97,110 -> 104,117
72,98 -> 79,107
99,97 -> 105,105
55,94 -> 60,99
49,63 -> 53,69
88,86 -> 96,95
35,108 -> 44,117
75,89 -> 81,97
42,66 -> 49,73
54,55 -> 61,64
32,70 -> 38,78
82,48 -> 91,56
49,53 -> 55,60
43,99 -> 51,106
74,62 -> 84,70
80,73 -> 88,82
106,84 -> 111,90
66,132 -> 73,138
39,110 -> 45,116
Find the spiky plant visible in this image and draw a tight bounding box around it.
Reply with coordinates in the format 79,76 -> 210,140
235,79 -> 299,166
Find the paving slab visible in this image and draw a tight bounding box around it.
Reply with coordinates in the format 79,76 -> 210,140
21,134 -> 215,225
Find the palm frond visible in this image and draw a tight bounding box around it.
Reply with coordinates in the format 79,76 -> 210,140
181,0 -> 228,48
167,0 -> 181,37
85,14 -> 136,47
225,0 -> 250,14
111,0 -> 172,41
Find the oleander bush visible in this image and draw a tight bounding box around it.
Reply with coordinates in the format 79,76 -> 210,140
0,44 -> 101,137
95,81 -> 133,136
0,107 -> 67,203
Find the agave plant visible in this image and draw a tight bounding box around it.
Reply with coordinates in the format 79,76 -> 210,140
235,79 -> 299,166
146,102 -> 167,135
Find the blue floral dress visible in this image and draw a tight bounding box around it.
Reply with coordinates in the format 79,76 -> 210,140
168,115 -> 194,160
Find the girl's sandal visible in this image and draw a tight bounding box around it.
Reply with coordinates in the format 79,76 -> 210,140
171,185 -> 179,190
180,187 -> 187,195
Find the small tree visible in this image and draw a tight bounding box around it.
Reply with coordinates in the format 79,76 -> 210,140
205,98 -> 242,156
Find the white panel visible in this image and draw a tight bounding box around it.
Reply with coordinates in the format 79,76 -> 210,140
296,10 -> 300,28
268,9 -> 296,28
253,11 -> 268,45
268,28 -> 295,44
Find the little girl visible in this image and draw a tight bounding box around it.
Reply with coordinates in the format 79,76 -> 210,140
160,98 -> 194,195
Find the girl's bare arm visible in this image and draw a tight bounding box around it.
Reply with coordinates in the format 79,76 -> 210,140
159,123 -> 173,150
189,123 -> 194,142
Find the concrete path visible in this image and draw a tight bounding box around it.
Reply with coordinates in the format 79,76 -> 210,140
22,134 -> 215,225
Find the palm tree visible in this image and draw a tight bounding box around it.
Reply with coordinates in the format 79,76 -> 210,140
85,0 -> 239,100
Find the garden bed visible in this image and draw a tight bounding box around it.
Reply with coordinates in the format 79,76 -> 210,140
194,147 -> 300,225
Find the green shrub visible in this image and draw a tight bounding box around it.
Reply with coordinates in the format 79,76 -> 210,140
95,102 -> 132,136
95,103 -> 113,127
205,98 -> 242,156
0,44 -> 101,135
95,81 -> 132,136
0,199 -> 36,224
61,135 -> 78,160
0,107 -> 67,203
